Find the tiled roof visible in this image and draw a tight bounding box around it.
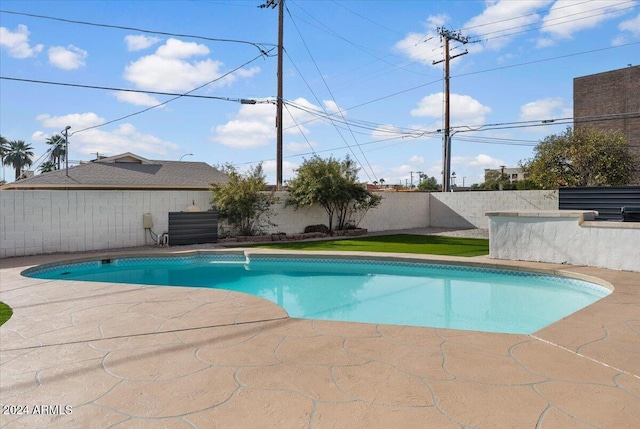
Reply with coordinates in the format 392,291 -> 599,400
1,153 -> 228,190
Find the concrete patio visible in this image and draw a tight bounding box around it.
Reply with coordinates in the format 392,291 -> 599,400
1,246 -> 639,428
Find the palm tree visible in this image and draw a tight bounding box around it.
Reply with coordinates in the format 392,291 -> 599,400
0,135 -> 8,183
3,140 -> 34,180
0,135 -> 8,156
46,134 -> 65,170
39,161 -> 56,174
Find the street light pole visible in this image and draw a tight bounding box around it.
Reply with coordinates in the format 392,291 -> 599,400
63,126 -> 70,177
179,153 -> 193,161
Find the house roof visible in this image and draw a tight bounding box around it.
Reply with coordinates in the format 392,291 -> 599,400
1,152 -> 229,190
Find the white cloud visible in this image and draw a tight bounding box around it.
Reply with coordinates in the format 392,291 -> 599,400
36,112 -> 104,129
411,93 -> 491,126
30,130 -> 48,142
0,24 -> 43,58
286,141 -> 317,153
372,124 -> 404,139
213,118 -> 273,149
124,35 -> 162,51
463,0 -> 552,51
618,13 -> 640,37
48,45 -> 87,70
211,103 -> 274,148
124,38 -> 260,92
111,91 -> 162,107
34,113 -> 179,157
394,15 -> 447,66
79,125 -> 179,157
391,164 -> 414,175
408,155 -> 425,164
261,159 -> 300,183
453,153 -> 506,170
519,97 -> 572,121
156,38 -> 209,59
323,100 -> 344,114
212,97 -> 343,149
540,0 -> 635,41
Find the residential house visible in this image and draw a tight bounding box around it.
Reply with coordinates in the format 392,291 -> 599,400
0,153 -> 228,190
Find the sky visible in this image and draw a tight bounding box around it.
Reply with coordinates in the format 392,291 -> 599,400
1,0 -> 639,186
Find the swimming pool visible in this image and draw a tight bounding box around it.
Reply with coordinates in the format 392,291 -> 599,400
24,253 -> 611,334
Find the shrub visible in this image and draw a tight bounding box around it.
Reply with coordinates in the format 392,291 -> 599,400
304,224 -> 330,234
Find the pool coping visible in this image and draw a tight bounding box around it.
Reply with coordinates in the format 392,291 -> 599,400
1,248 -> 639,427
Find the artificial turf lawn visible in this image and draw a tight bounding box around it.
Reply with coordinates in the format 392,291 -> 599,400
255,234 -> 489,257
0,301 -> 13,326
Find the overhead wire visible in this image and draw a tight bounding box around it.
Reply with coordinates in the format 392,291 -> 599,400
282,102 -> 317,155
285,5 -> 377,182
471,2 -> 637,42
0,76 -> 267,103
231,109 -> 640,169
4,2 -> 638,178
69,50 -> 272,136
0,9 -> 277,55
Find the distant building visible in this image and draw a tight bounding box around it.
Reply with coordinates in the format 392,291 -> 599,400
1,152 -> 228,190
574,65 -> 640,182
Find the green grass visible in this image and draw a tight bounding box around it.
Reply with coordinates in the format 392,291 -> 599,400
0,301 -> 13,326
254,234 -> 489,257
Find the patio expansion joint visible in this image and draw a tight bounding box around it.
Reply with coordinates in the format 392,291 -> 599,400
530,334 -> 640,380
0,316 -> 290,352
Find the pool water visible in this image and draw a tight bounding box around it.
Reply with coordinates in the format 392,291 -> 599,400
25,254 -> 611,334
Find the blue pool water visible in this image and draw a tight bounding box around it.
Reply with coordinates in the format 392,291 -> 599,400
25,254 -> 611,334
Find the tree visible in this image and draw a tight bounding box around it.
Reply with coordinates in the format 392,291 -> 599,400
286,155 -> 382,231
39,161 -> 56,174
0,135 -> 7,184
417,174 -> 439,191
210,163 -> 277,236
521,127 -> 636,189
0,135 -> 8,159
3,140 -> 34,180
46,134 -> 66,170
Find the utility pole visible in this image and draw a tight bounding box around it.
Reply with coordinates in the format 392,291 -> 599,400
409,171 -> 414,188
433,28 -> 468,193
259,0 -> 284,190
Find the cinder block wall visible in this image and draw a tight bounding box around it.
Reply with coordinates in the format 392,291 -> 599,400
0,190 -> 212,258
267,191 -> 430,235
430,190 -> 559,229
489,213 -> 640,272
0,190 -> 430,257
1,189 -> 557,258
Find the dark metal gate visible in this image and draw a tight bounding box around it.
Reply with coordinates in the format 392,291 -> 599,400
168,211 -> 218,245
558,186 -> 640,221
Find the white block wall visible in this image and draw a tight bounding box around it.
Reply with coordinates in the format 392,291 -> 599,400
1,189 -> 558,258
488,212 -> 640,272
264,191 -> 430,235
430,190 -> 559,229
0,190 -> 212,258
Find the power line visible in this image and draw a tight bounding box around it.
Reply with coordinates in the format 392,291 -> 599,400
3,50 -> 270,141
0,9 -> 277,55
473,2 -> 637,42
70,51 -> 270,136
0,75 -> 267,104
286,6 -> 377,182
